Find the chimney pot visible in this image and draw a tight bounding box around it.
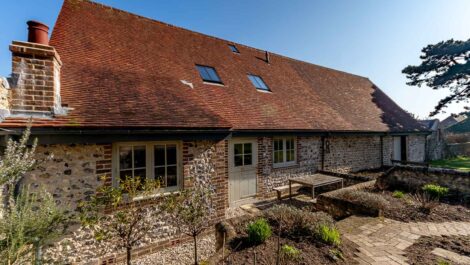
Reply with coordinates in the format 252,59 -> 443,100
27,20 -> 49,45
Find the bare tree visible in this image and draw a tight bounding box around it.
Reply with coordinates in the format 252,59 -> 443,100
79,177 -> 162,265
165,146 -> 216,265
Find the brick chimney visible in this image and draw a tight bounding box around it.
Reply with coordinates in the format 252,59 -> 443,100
6,20 -> 65,117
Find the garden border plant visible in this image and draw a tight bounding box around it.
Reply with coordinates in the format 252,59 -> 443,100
0,125 -> 70,265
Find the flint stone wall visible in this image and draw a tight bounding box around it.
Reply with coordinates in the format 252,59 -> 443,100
257,135 -> 390,196
323,136 -> 382,173
21,144 -> 111,211
19,140 -> 227,264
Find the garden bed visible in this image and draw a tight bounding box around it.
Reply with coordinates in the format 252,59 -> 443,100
213,204 -> 359,264
224,235 -> 358,265
405,235 -> 470,265
318,170 -> 470,222
316,180 -> 381,219
369,189 -> 470,223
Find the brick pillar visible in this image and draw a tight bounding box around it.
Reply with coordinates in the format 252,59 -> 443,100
9,41 -> 62,116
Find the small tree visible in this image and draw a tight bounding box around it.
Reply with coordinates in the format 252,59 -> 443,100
165,182 -> 215,265
0,125 -> 69,265
0,186 -> 68,265
80,176 -> 161,265
165,147 -> 216,265
0,127 -> 37,186
0,126 -> 37,217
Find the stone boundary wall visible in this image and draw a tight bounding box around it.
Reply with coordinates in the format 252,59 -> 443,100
378,165 -> 470,204
317,169 -> 377,186
445,132 -> 470,144
445,142 -> 470,158
316,180 -> 379,219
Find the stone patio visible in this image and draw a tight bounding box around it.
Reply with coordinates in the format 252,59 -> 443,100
338,216 -> 470,265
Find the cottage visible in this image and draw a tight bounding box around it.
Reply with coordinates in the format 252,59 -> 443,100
0,0 -> 427,262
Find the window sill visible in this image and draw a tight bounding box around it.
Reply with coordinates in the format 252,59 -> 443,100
273,162 -> 297,169
132,188 -> 181,202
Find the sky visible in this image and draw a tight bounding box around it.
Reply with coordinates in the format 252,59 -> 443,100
1,0 -> 469,120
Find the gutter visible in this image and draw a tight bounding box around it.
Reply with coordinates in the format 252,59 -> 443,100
1,127 -> 232,136
232,129 -> 431,137
0,127 -> 432,137
0,128 -> 14,135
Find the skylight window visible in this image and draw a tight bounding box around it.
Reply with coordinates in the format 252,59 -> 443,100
196,65 -> 223,84
248,74 -> 269,91
229,44 -> 239,53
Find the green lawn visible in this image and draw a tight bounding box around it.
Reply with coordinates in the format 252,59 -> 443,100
430,156 -> 470,171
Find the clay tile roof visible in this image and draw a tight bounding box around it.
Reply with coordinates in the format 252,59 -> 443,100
2,0 -> 426,132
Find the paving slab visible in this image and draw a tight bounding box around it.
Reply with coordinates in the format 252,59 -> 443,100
338,216 -> 470,265
432,247 -> 470,265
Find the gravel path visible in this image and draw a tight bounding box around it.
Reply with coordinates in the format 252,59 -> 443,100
121,234 -> 215,265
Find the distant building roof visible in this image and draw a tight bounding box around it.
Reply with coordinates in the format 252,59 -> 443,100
419,119 -> 439,131
446,117 -> 470,134
440,113 -> 468,129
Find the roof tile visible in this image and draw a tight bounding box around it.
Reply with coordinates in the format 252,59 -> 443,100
1,0 -> 425,132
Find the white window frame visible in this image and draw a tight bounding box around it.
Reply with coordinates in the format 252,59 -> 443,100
273,137 -> 297,168
112,141 -> 183,193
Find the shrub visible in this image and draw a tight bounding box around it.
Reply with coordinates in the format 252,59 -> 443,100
281,244 -> 301,261
412,191 -> 439,214
392,190 -> 405,199
319,225 -> 341,246
246,218 -> 272,245
264,204 -> 334,238
334,189 -> 389,210
422,184 -> 448,200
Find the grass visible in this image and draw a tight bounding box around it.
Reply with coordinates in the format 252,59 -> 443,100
430,156 -> 470,171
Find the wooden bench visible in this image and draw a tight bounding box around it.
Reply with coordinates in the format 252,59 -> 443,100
273,183 -> 302,200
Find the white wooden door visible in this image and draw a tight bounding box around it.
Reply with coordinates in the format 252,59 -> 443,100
228,138 -> 257,204
393,137 -> 401,161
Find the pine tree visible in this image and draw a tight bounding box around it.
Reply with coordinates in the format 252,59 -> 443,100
403,38 -> 470,116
